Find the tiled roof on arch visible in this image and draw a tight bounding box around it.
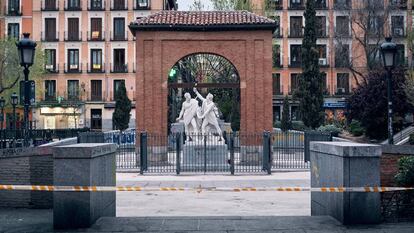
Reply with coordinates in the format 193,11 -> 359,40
129,11 -> 277,32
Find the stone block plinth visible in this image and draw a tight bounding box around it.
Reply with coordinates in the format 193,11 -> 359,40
310,142 -> 381,225
53,143 -> 117,229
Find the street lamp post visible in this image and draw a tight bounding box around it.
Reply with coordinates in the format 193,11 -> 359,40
380,37 -> 397,145
11,93 -> 18,131
0,97 -> 5,148
16,33 -> 37,147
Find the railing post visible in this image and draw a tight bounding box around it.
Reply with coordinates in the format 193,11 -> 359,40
176,132 -> 181,175
230,133 -> 235,175
140,131 -> 147,175
263,131 -> 271,175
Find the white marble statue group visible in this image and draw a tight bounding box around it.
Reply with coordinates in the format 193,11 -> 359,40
176,88 -> 224,142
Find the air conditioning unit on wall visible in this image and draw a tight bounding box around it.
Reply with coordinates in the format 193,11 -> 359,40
319,58 -> 327,66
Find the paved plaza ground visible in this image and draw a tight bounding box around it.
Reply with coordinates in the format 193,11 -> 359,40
1,172 -> 414,232
116,172 -> 310,217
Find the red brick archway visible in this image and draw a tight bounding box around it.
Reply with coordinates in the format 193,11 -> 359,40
130,11 -> 276,135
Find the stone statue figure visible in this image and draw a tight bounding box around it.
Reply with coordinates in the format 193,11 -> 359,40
176,93 -> 199,141
193,88 -> 224,141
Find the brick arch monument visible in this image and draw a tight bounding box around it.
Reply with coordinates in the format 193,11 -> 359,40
129,11 -> 277,135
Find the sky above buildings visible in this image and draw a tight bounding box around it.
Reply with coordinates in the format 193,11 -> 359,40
177,0 -> 214,10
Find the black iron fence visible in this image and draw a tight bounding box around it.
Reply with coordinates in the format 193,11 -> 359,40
0,128 -> 90,149
78,129 -> 333,174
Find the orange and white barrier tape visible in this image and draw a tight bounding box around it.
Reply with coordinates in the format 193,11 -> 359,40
0,185 -> 413,193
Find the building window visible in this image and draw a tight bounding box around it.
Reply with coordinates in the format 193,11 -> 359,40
367,44 -> 381,68
335,16 -> 349,37
66,0 -> 81,10
335,44 -> 349,68
44,18 -> 57,41
321,72 -> 328,95
273,106 -> 281,122
90,49 -> 103,72
290,45 -> 302,67
272,44 -> 281,68
91,80 -> 102,101
391,16 -> 405,37
45,49 -> 56,71
390,0 -> 407,8
291,106 -> 301,121
89,18 -> 103,40
112,0 -> 127,10
368,16 -> 383,35
271,15 -> 281,37
289,16 -> 303,37
45,80 -> 56,101
317,45 -> 328,66
66,18 -> 80,41
44,0 -> 58,10
272,73 -> 282,95
7,23 -> 19,40
7,0 -> 21,15
113,49 -> 126,72
90,0 -> 103,10
396,44 -> 405,66
316,16 -> 326,37
334,0 -> 351,9
67,49 -> 80,72
290,73 -> 300,94
315,0 -> 327,9
113,80 -> 125,100
136,0 -> 150,9
289,0 -> 304,9
113,18 -> 126,40
67,80 -> 79,100
336,73 -> 349,95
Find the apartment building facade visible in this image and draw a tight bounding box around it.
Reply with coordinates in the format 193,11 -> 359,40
1,0 -> 176,130
253,0 -> 412,123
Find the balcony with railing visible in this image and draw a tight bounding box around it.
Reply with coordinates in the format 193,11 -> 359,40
41,31 -> 59,42
64,63 -> 83,73
87,31 -> 105,41
64,31 -> 82,41
266,0 -> 283,10
41,0 -> 59,11
335,86 -> 350,96
88,0 -> 106,10
110,63 -> 128,73
45,64 -> 59,73
316,28 -> 328,38
87,63 -> 106,73
134,0 -> 151,10
392,27 -> 406,38
87,91 -> 106,102
64,0 -> 82,11
110,31 -> 128,41
111,0 -> 128,10
5,4 -> 22,16
288,0 -> 305,10
288,28 -> 303,38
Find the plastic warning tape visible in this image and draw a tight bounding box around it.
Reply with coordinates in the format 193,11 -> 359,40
0,185 -> 413,193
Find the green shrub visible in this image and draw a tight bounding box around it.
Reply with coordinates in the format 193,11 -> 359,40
291,121 -> 309,131
410,134 -> 414,145
395,156 -> 414,187
349,120 -> 365,136
317,124 -> 342,137
274,121 -> 309,132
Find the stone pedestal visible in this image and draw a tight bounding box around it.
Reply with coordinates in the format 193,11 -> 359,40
53,143 -> 117,229
182,144 -> 228,171
310,142 -> 381,225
